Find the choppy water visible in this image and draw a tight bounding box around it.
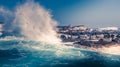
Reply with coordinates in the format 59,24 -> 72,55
0,36 -> 120,67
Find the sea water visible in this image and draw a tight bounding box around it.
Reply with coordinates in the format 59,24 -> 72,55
0,1 -> 120,67
0,36 -> 120,67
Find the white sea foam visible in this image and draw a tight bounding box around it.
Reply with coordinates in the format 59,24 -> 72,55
98,44 -> 120,55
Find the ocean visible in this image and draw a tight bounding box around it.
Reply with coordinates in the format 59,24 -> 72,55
0,36 -> 120,67
0,1 -> 120,67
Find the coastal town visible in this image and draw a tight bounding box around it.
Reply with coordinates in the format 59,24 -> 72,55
57,25 -> 120,47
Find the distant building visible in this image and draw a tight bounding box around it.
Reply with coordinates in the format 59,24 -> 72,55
57,25 -> 71,30
99,27 -> 118,31
72,25 -> 87,31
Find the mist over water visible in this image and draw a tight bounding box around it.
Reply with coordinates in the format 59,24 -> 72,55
0,7 -> 14,32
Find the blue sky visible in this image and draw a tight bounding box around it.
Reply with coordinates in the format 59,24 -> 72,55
0,0 -> 120,28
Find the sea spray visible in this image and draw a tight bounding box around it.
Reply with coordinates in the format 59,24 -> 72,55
1,1 -> 120,56
98,44 -> 120,55
0,7 -> 14,32
13,2 -> 61,44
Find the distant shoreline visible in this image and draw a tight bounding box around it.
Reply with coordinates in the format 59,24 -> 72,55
57,25 -> 120,47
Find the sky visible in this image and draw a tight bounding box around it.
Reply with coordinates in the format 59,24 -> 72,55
0,0 -> 120,28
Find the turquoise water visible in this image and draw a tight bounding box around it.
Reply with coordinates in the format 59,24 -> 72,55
0,37 -> 120,67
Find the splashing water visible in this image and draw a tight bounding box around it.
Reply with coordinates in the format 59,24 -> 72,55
98,44 -> 120,55
0,1 -> 120,55
0,7 -> 14,31
0,1 -> 120,67
13,2 -> 61,44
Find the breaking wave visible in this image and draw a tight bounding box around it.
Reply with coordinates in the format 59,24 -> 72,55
0,1 -> 120,67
